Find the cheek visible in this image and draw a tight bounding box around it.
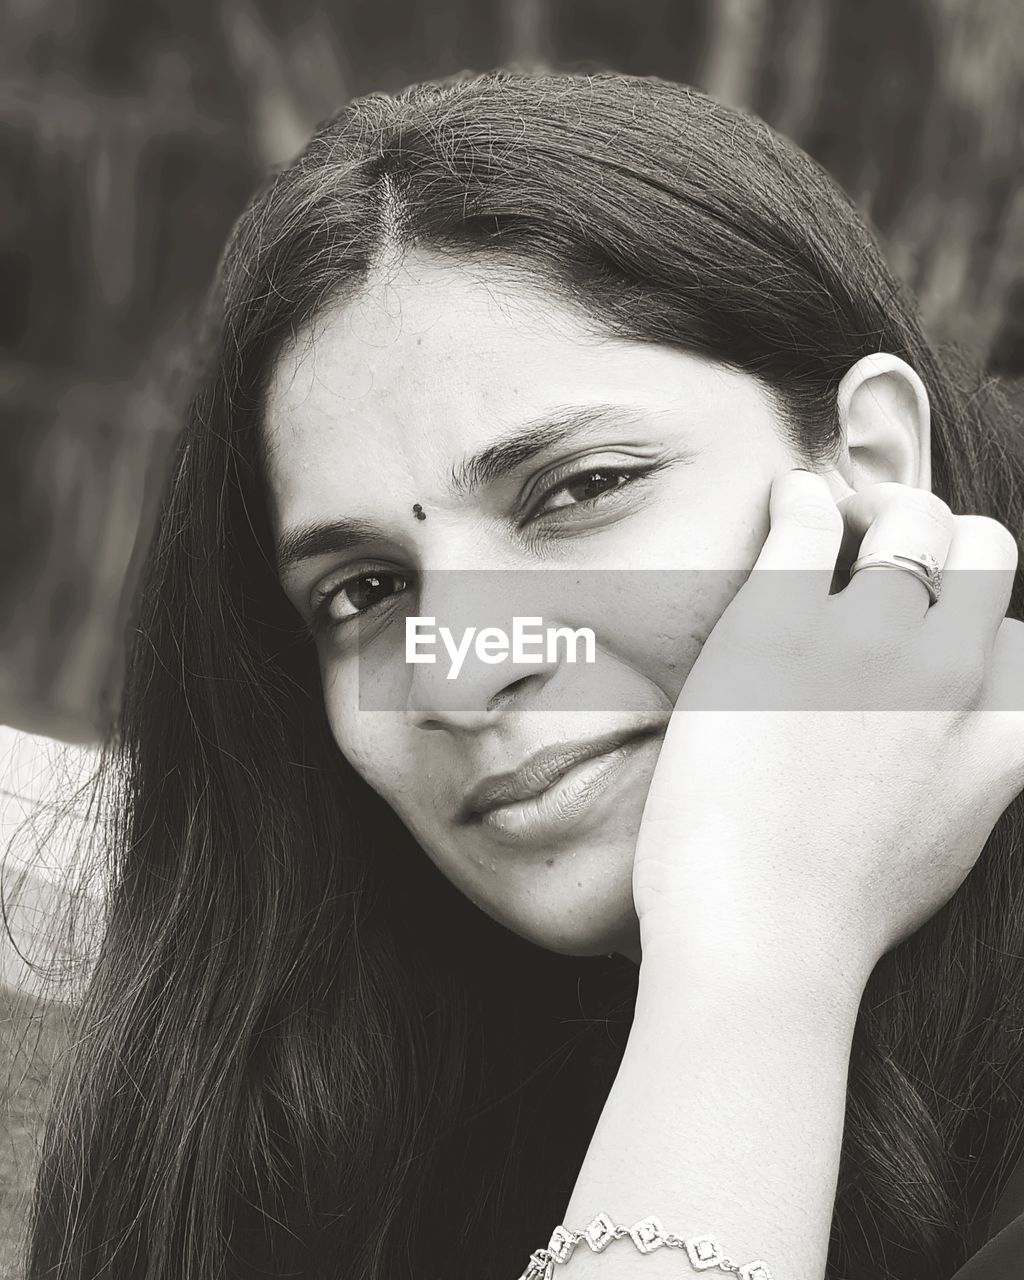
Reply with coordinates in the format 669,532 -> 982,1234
623,497 -> 772,696
592,569 -> 753,704
320,661 -> 392,792
328,714 -> 424,820
321,660 -> 434,823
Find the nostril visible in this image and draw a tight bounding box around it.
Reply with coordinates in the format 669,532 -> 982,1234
487,673 -> 541,711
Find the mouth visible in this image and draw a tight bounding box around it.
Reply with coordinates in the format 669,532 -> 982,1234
458,727 -> 663,846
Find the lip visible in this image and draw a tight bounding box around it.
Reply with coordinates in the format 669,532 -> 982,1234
457,728 -> 662,843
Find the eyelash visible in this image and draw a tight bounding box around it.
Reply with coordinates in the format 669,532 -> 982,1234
523,461 -> 655,522
308,462 -> 656,636
309,567 -> 409,638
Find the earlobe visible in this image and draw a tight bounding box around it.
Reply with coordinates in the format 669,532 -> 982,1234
836,353 -> 932,492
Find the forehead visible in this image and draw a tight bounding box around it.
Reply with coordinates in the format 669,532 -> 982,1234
260,251 -> 752,534
262,252 -> 603,476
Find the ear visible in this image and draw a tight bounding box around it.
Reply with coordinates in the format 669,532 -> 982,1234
836,353 -> 931,491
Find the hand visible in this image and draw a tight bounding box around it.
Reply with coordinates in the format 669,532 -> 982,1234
632,468 -> 1024,984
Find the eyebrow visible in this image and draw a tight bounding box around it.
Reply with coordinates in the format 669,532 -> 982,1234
274,402 -> 650,579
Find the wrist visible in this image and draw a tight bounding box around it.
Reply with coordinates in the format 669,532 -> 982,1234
636,916 -> 874,1034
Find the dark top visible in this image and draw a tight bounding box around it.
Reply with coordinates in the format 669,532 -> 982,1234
951,1158 -> 1024,1277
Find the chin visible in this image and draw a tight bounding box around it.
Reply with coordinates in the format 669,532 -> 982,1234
506,894 -> 641,961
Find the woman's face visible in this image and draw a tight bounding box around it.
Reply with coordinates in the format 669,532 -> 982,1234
263,251 -> 808,964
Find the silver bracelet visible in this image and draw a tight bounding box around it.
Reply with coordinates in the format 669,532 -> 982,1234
517,1214 -> 773,1279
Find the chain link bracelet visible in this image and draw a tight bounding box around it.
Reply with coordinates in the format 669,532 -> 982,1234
516,1213 -> 773,1280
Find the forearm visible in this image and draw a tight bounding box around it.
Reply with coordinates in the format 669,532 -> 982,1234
555,948 -> 869,1280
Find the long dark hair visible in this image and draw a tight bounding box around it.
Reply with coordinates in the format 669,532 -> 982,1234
18,70 -> 1024,1280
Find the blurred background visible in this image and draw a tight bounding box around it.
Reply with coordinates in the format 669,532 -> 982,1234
1,0 -> 1022,1272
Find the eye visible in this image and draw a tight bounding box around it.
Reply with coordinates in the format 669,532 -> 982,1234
527,463 -> 652,520
310,569 -> 411,636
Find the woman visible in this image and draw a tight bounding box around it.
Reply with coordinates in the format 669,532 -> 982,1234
20,70 -> 1024,1280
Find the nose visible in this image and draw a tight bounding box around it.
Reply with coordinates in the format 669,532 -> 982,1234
405,572 -> 563,729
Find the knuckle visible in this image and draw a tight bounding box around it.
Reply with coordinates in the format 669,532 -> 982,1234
839,612 -> 984,709
873,482 -> 953,521
955,514 -> 1021,565
947,641 -> 988,690
926,641 -> 987,706
950,635 -> 989,685
786,498 -> 843,535
907,489 -> 955,532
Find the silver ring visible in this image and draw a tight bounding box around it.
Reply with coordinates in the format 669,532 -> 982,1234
847,550 -> 943,606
